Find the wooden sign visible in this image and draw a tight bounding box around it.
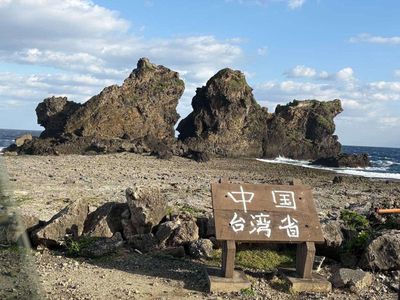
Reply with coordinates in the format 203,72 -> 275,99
208,179 -> 331,293
212,182 -> 324,243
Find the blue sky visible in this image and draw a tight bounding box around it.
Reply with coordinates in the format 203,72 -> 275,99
0,0 -> 399,147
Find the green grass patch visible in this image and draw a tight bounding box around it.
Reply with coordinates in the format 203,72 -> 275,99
340,210 -> 373,255
65,235 -> 96,257
340,209 -> 370,231
209,248 -> 295,271
240,287 -> 256,297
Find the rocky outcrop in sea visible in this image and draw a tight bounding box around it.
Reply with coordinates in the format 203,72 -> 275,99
177,68 -> 268,157
5,58 -> 365,163
14,58 -> 184,155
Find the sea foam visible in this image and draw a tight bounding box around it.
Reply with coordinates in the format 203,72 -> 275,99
257,157 -> 400,180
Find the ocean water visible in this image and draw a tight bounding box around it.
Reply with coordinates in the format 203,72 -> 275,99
0,128 -> 399,179
0,128 -> 41,149
258,145 -> 400,180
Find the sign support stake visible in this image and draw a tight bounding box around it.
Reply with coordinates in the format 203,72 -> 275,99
221,240 -> 236,278
296,241 -> 315,279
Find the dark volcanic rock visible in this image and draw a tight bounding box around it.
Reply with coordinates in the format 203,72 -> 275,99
18,60 -> 346,161
23,58 -> 184,155
264,99 -> 343,159
177,68 -> 268,157
63,58 -> 184,141
313,153 -> 370,168
36,96 -> 81,138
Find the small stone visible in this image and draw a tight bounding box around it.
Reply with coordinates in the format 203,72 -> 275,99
189,239 -> 214,258
331,268 -> 373,293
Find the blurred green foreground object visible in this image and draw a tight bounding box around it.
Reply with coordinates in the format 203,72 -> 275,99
0,157 -> 42,299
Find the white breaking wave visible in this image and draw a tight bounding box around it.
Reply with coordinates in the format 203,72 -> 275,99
257,157 -> 400,180
336,169 -> 400,179
371,160 -> 396,167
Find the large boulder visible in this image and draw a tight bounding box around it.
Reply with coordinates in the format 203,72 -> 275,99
169,212 -> 199,246
155,212 -> 199,247
83,202 -> 128,238
359,230 -> 400,270
31,200 -> 88,248
264,99 -> 342,159
63,58 -> 184,141
126,185 -> 167,234
177,68 -> 268,157
22,58 -> 184,155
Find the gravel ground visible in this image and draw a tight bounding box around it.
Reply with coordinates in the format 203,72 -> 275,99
1,153 -> 399,299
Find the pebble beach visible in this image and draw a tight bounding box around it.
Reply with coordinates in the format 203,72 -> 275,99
1,153 -> 399,299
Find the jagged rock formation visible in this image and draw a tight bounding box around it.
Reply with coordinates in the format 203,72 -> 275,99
7,61 -> 345,161
15,58 -> 184,155
177,68 -> 268,157
63,58 -> 184,140
264,100 -> 343,159
177,68 -> 342,159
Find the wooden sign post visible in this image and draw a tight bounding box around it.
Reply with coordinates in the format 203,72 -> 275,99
207,179 -> 331,293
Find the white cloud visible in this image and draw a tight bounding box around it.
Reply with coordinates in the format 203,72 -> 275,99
318,71 -> 330,79
349,33 -> 400,45
0,0 -> 243,113
287,0 -> 305,9
336,67 -> 355,82
285,65 -> 316,78
254,67 -> 400,146
284,65 -> 356,84
368,81 -> 400,92
0,72 -> 114,108
257,66 -> 400,113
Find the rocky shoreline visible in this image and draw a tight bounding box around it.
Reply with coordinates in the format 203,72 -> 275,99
1,153 -> 399,299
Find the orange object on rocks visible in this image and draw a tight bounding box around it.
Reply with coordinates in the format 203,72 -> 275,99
375,208 -> 400,214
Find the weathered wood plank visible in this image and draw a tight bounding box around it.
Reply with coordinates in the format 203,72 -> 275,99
212,183 -> 324,243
